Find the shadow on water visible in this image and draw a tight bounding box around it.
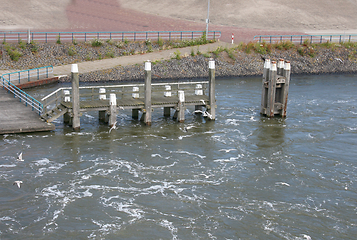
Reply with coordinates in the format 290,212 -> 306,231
253,116 -> 286,149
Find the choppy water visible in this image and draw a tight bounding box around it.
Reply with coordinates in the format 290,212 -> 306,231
1,75 -> 357,239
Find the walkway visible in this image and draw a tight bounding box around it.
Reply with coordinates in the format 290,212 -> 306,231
0,88 -> 55,134
52,41 -> 231,76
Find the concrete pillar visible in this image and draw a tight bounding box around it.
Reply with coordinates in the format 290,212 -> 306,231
267,61 -> 277,118
260,58 -> 270,115
109,93 -> 117,127
281,60 -> 291,117
208,59 -> 216,120
177,90 -> 185,123
143,60 -> 152,125
71,64 -> 80,131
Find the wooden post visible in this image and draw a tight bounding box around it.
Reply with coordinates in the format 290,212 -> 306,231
71,64 -> 80,131
132,109 -> 139,119
208,59 -> 216,120
277,58 -> 284,75
164,107 -> 171,117
195,84 -> 203,112
260,58 -> 270,115
109,93 -> 117,127
281,61 -> 291,117
143,60 -> 152,125
164,85 -> 171,117
267,61 -> 277,118
63,90 -> 71,124
177,90 -> 185,123
99,88 -> 107,122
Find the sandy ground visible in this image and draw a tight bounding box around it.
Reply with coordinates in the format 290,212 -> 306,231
1,0 -> 357,42
120,0 -> 357,32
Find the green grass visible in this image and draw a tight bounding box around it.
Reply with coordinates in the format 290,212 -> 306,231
91,38 -> 103,47
68,46 -> 77,56
173,50 -> 181,60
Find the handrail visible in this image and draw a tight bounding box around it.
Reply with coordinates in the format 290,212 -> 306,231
253,34 -> 357,44
41,81 -> 208,116
2,66 -> 53,84
1,75 -> 43,115
0,30 -> 221,43
41,81 -> 209,101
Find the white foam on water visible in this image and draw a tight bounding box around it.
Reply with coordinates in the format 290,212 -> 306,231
159,219 -> 178,240
171,150 -> 206,159
0,164 -> 17,168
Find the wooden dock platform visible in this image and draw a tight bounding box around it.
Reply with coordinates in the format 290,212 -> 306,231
0,88 -> 55,134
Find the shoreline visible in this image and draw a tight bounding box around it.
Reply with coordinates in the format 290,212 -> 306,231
2,41 -> 357,83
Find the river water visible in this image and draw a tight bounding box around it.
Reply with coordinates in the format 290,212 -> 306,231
1,74 -> 356,239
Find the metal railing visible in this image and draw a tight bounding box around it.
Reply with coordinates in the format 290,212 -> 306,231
1,31 -> 221,43
253,34 -> 357,44
41,81 -> 208,116
2,66 -> 53,84
1,75 -> 43,115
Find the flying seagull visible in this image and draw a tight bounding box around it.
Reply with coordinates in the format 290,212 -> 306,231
17,152 -> 24,161
193,110 -> 213,120
109,121 -> 117,133
13,181 -> 23,188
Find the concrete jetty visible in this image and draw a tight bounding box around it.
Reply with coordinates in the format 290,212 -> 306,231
0,88 -> 54,134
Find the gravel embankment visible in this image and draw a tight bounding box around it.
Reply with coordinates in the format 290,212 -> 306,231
1,41 -> 357,82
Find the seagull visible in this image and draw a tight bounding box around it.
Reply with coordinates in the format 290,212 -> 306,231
118,106 -> 124,110
13,181 -> 23,188
17,152 -> 24,161
193,110 -> 213,119
109,121 -> 117,133
200,99 -> 206,105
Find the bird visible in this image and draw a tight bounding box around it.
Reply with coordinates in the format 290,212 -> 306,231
13,181 -> 23,188
17,152 -> 24,161
193,110 -> 213,119
109,121 -> 117,133
200,99 -> 206,105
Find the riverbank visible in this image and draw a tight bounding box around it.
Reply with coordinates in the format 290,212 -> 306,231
61,42 -> 357,82
1,40 -> 357,82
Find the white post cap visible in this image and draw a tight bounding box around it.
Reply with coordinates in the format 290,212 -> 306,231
270,61 -> 277,71
209,59 -> 215,69
284,61 -> 291,71
109,93 -> 117,106
264,59 -> 271,69
278,58 -> 285,68
145,60 -> 151,71
71,64 -> 78,73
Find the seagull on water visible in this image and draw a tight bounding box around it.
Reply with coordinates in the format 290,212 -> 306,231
13,181 -> 23,188
109,121 -> 117,133
17,152 -> 24,161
